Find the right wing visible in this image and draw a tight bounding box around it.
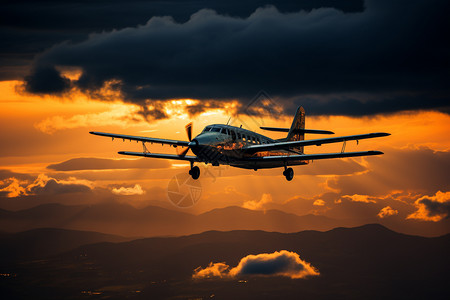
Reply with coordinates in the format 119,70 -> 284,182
245,150 -> 383,162
90,131 -> 190,147
243,132 -> 390,154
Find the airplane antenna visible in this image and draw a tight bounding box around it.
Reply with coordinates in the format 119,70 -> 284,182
226,117 -> 231,125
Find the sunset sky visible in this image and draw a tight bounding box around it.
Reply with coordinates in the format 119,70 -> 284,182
1,0 -> 449,236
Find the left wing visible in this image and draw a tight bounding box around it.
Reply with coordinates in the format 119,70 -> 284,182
243,132 -> 390,154
118,151 -> 199,162
90,131 -> 190,147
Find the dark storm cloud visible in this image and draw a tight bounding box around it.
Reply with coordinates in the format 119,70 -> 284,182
407,191 -> 450,221
1,0 -> 363,80
418,197 -> 450,219
22,0 -> 450,116
47,157 -> 170,171
24,66 -> 71,94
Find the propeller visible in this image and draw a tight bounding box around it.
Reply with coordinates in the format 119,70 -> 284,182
178,122 -> 194,157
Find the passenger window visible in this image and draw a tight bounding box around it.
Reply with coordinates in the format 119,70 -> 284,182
230,130 -> 236,140
237,133 -> 241,139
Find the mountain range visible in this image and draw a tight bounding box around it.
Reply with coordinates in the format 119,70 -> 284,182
1,202 -> 448,237
1,224 -> 448,299
0,202 -> 345,237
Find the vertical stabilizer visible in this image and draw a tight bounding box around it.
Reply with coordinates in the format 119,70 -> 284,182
286,106 -> 305,153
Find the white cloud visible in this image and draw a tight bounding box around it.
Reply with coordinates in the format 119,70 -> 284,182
112,184 -> 145,196
377,206 -> 398,218
242,193 -> 273,210
193,250 -> 319,279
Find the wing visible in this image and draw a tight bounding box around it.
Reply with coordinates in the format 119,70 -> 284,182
245,150 -> 384,162
90,131 -> 190,147
118,151 -> 199,162
243,132 -> 390,154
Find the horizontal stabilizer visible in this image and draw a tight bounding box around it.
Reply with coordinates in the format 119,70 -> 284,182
260,127 -> 334,134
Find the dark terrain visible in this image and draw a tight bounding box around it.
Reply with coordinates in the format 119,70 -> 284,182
0,224 -> 448,299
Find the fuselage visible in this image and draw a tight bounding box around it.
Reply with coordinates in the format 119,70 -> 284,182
191,124 -> 307,169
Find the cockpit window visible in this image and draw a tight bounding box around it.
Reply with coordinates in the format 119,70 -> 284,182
203,126 -> 212,132
220,128 -> 227,134
211,127 -> 221,132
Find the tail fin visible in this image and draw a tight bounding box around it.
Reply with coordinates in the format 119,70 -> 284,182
286,106 -> 305,153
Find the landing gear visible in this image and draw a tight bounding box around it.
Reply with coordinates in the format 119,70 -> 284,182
283,167 -> 294,181
189,165 -> 200,180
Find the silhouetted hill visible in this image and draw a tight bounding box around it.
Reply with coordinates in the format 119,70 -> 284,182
0,228 -> 129,266
2,202 -> 448,238
197,206 -> 338,232
3,225 -> 448,299
0,203 -> 343,237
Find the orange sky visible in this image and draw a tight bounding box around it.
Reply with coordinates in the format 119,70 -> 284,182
1,80 -> 449,236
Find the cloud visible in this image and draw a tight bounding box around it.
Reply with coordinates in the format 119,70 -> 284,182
47,157 -> 170,171
22,0 -> 450,116
111,184 -> 145,196
24,66 -> 71,94
343,194 -> 377,203
377,206 -> 399,218
0,178 -> 26,198
242,193 -> 273,210
26,174 -> 92,195
0,174 -> 93,198
192,262 -> 230,279
313,199 -> 325,206
193,250 -> 319,279
407,191 -> 450,222
1,0 -> 363,81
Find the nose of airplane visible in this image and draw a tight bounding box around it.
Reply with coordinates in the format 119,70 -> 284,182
188,139 -> 199,147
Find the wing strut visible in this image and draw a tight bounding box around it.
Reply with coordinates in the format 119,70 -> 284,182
142,142 -> 150,154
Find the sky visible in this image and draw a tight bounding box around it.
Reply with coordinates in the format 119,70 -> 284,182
1,0 -> 449,236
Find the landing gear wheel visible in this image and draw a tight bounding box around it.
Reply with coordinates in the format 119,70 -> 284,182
189,166 -> 200,180
283,167 -> 294,181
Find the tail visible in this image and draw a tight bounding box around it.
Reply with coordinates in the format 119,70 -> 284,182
286,106 -> 305,153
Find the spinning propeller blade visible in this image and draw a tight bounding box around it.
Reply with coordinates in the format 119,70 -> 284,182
178,122 -> 193,157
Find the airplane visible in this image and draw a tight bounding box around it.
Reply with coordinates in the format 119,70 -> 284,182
90,106 -> 390,181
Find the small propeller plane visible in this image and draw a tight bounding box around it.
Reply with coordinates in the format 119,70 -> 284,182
90,106 -> 389,181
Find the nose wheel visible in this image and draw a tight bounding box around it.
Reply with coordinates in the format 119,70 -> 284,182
189,165 -> 200,180
283,167 -> 294,181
